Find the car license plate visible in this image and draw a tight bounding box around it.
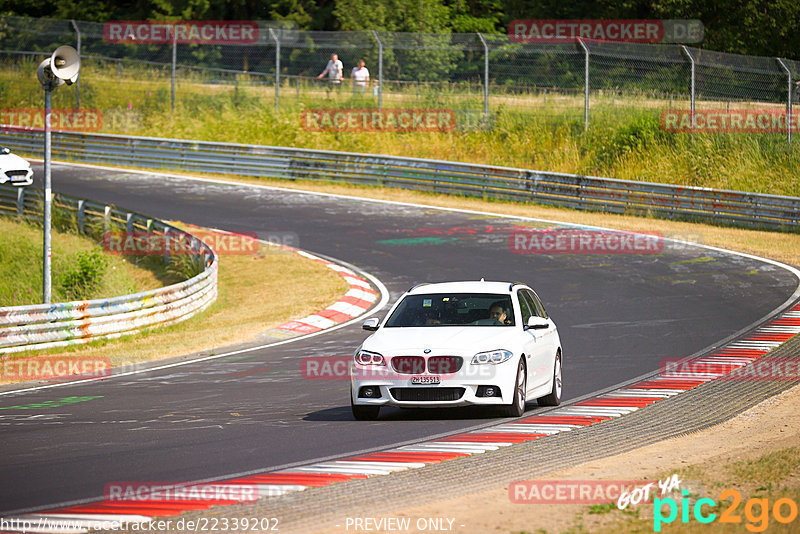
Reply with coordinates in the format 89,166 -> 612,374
411,375 -> 440,385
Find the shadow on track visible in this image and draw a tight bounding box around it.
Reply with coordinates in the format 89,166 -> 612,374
303,404 -> 550,422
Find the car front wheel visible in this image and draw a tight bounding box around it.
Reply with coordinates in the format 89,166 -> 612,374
351,392 -> 380,420
538,352 -> 562,406
501,358 -> 526,417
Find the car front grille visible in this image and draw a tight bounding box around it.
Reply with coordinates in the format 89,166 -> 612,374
5,170 -> 29,177
390,387 -> 465,402
390,355 -> 464,375
427,356 -> 463,374
391,356 -> 425,374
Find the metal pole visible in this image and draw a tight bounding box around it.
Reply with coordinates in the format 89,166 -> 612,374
681,46 -> 695,128
269,28 -> 280,113
372,30 -> 383,110
71,19 -> 81,109
171,26 -> 177,112
777,58 -> 792,144
477,33 -> 489,118
43,88 -> 52,304
577,38 -> 589,131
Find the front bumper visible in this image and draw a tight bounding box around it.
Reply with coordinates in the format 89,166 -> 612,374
2,168 -> 34,187
350,358 -> 518,408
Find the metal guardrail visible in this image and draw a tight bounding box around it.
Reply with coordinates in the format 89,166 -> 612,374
0,183 -> 218,354
2,127 -> 800,230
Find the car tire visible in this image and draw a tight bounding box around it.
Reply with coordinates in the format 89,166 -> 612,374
351,393 -> 380,421
538,352 -> 562,406
501,358 -> 526,417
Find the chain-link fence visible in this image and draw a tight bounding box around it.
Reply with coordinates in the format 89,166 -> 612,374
0,15 -> 796,141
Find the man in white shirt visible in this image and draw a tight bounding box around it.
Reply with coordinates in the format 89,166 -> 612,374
317,53 -> 343,91
351,59 -> 370,95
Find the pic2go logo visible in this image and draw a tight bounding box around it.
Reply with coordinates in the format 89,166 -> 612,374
654,489 -> 799,532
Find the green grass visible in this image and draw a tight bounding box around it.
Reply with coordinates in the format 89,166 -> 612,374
0,215 -> 170,306
2,56 -> 798,197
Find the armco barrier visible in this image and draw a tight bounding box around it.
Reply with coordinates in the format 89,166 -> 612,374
0,183 -> 218,354
2,127 -> 799,230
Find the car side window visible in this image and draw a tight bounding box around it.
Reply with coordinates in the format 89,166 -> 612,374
517,292 -> 533,325
523,289 -> 547,318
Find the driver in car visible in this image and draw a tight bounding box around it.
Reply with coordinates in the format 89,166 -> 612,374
488,302 -> 508,324
471,301 -> 510,325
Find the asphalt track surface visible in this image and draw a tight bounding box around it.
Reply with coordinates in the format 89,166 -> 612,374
0,162 -> 797,514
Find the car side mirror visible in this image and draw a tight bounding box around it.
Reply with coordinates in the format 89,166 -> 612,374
525,316 -> 549,330
362,317 -> 380,331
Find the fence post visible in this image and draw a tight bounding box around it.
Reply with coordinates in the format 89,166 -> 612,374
777,58 -> 792,144
477,33 -> 489,118
372,30 -> 383,110
171,26 -> 177,112
71,19 -> 81,110
681,46 -> 696,128
269,28 -> 280,113
577,38 -> 589,131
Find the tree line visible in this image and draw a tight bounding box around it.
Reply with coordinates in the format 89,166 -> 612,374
2,0 -> 798,59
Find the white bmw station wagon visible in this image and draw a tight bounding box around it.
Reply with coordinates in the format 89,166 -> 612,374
350,280 -> 562,420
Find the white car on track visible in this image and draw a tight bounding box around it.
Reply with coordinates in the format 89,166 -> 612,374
0,146 -> 33,187
350,280 -> 562,420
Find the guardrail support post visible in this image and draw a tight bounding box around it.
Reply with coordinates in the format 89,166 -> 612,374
164,227 -> 171,264
126,212 -> 134,233
77,199 -> 85,233
777,58 -> 793,144
269,28 -> 280,113
577,38 -> 589,131
71,19 -> 81,110
104,205 -> 111,234
16,188 -> 24,218
477,33 -> 489,119
681,46 -> 696,129
372,30 -> 383,110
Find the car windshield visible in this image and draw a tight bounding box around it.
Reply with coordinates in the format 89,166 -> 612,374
385,293 -> 515,327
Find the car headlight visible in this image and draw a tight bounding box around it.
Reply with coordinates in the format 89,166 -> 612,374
354,349 -> 385,366
471,349 -> 514,365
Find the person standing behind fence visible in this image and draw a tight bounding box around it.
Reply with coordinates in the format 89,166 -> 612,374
351,59 -> 370,95
317,53 -> 343,91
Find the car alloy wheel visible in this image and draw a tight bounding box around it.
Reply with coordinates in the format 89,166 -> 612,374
538,353 -> 562,406
501,358 -> 526,417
